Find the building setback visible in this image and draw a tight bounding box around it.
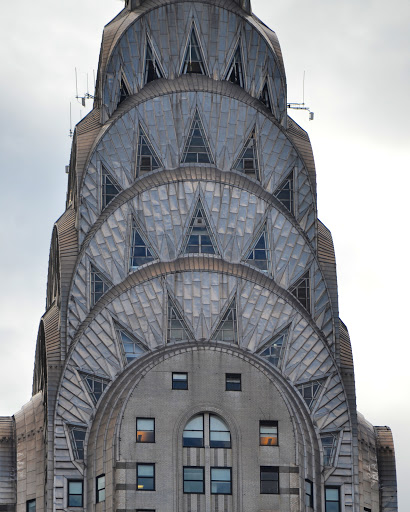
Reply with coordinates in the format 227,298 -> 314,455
0,0 -> 398,511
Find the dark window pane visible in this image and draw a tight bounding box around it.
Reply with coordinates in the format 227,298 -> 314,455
226,373 -> 241,391
172,373 -> 188,389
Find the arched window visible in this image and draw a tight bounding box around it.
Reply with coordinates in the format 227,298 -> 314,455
182,413 -> 231,448
210,415 -> 231,448
183,414 -> 204,447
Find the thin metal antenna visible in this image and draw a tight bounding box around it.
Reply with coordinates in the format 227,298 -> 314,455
287,70 -> 314,120
69,102 -> 73,138
75,68 -> 79,98
86,73 -> 89,95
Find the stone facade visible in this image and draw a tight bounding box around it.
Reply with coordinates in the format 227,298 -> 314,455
0,0 -> 398,511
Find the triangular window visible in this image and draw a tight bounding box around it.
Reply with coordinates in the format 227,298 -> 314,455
233,129 -> 259,180
130,221 -> 156,269
244,227 -> 269,271
259,81 -> 272,111
167,295 -> 193,343
182,111 -> 214,164
211,298 -> 238,343
136,127 -> 162,176
258,329 -> 288,367
81,373 -> 110,405
115,322 -> 146,364
101,166 -> 122,209
289,271 -> 310,312
118,76 -> 130,105
182,28 -> 206,75
183,200 -> 218,255
321,433 -> 338,466
69,426 -> 87,461
144,40 -> 163,84
274,171 -> 294,214
225,44 -> 244,87
297,380 -> 323,410
90,264 -> 111,306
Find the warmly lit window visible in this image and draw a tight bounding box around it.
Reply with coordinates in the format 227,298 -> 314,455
26,500 -> 36,512
96,475 -> 105,503
260,466 -> 279,494
183,414 -> 204,447
172,372 -> 188,390
136,418 -> 155,443
305,479 -> 313,508
211,467 -> 232,494
225,373 -> 241,391
325,487 -> 340,512
210,415 -> 231,448
68,480 -> 83,507
183,466 -> 205,494
137,464 -> 155,491
259,421 -> 278,446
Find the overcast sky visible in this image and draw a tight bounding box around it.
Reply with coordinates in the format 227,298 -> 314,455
0,0 -> 409,507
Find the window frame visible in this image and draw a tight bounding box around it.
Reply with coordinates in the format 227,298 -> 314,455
305,479 -> 313,508
183,466 -> 205,494
67,480 -> 84,508
260,466 -> 279,494
137,463 -> 155,492
136,417 -> 155,443
259,420 -> 279,446
225,373 -> 241,391
96,474 -> 105,503
210,467 -> 232,495
26,499 -> 36,512
325,486 -> 341,512
172,372 -> 188,390
209,414 -> 231,448
183,414 -> 204,448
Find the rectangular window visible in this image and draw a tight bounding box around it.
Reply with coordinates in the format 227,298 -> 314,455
137,464 -> 155,491
325,487 -> 340,512
26,500 -> 36,512
305,479 -> 313,507
136,418 -> 155,443
172,372 -> 188,390
211,467 -> 232,495
259,420 -> 278,446
68,480 -> 83,507
225,373 -> 241,391
260,466 -> 279,494
183,466 -> 205,494
96,475 -> 105,503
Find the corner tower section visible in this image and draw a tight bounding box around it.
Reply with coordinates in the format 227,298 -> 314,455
28,1 -> 396,512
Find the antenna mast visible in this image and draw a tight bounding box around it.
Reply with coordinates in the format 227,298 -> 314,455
287,70 -> 314,121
